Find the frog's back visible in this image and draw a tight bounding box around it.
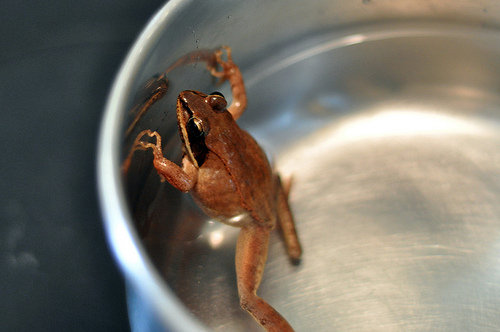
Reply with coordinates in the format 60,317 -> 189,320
196,117 -> 276,227
230,129 -> 276,225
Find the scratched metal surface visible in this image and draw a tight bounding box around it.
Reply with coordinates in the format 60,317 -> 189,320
119,24 -> 500,331
99,1 -> 500,331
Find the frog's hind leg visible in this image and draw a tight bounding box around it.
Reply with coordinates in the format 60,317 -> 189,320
276,175 -> 302,263
235,225 -> 295,332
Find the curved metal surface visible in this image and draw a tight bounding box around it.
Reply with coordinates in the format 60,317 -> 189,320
98,1 -> 500,331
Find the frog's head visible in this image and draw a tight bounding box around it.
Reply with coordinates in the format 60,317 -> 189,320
176,90 -> 228,167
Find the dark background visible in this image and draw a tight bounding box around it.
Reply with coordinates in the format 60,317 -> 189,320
1,1 -> 165,330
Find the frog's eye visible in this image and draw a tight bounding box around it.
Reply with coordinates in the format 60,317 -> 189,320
210,91 -> 224,98
206,92 -> 227,112
187,117 -> 207,137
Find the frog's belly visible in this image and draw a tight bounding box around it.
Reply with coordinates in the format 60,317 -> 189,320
191,160 -> 251,227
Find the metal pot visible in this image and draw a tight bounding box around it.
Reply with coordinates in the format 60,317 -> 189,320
98,1 -> 500,331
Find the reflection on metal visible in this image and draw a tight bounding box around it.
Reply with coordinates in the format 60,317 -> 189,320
208,231 -> 224,249
334,109 -> 487,139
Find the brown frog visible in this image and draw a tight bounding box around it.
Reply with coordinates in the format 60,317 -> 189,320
123,46 -> 302,332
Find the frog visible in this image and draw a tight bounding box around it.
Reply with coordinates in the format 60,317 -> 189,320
123,46 -> 302,332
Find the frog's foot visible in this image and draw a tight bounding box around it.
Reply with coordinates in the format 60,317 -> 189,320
208,46 -> 247,120
208,45 -> 233,83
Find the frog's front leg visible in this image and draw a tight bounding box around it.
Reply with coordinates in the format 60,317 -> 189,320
209,46 -> 247,120
235,225 -> 295,332
122,129 -> 198,192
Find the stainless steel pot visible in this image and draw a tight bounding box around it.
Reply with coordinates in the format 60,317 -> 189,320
98,1 -> 500,331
